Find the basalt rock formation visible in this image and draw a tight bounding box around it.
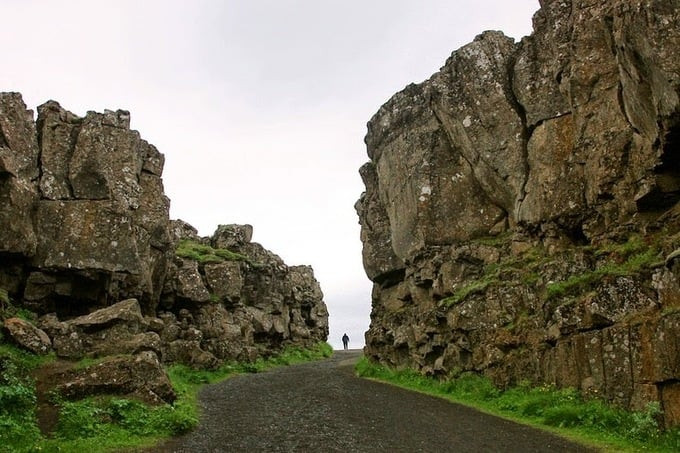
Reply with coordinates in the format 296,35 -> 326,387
0,93 -> 328,401
357,0 -> 680,426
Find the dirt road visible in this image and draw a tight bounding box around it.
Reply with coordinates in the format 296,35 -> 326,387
151,351 -> 595,452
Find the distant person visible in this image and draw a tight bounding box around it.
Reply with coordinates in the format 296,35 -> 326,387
342,333 -> 349,350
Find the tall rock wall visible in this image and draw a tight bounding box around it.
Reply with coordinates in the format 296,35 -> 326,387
0,94 -> 328,367
357,0 -> 680,426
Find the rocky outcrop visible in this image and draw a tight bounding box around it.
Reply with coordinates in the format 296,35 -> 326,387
157,225 -> 329,365
0,93 -> 328,403
0,96 -> 172,315
358,0 -> 680,427
52,351 -> 176,405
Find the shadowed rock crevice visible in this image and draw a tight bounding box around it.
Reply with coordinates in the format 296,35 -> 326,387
638,119 -> 680,212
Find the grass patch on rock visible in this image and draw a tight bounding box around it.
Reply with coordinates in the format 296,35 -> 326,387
440,234 -> 663,308
439,254 -> 536,307
547,237 -> 661,301
0,342 -> 332,452
176,239 -> 249,264
356,356 -> 680,452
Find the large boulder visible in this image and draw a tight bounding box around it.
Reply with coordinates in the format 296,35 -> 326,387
204,261 -> 243,303
42,299 -> 156,359
175,259 -> 211,303
53,351 -> 175,405
211,224 -> 253,249
3,317 -> 51,355
0,98 -> 173,314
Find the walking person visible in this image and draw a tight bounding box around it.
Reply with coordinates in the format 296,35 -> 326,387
342,333 -> 349,350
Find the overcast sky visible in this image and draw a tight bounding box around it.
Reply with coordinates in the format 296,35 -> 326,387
3,0 -> 539,349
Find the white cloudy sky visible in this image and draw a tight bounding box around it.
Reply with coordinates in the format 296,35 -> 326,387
3,0 -> 539,349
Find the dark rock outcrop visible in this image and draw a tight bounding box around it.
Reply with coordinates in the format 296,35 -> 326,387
0,97 -> 172,316
357,0 -> 680,427
52,351 -> 176,405
0,93 -> 328,403
157,225 -> 329,365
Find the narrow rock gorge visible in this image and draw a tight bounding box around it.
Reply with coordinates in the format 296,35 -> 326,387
0,93 -> 328,401
357,0 -> 680,427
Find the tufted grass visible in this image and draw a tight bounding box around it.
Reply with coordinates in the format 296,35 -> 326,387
176,239 -> 249,264
356,356 -> 680,452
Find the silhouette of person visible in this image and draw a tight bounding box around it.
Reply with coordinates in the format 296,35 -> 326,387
342,333 -> 349,350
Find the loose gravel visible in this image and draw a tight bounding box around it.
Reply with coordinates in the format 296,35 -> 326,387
149,351 -> 596,453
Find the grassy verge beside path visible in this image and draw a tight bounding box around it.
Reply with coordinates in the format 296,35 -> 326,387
356,356 -> 680,452
0,342 -> 333,453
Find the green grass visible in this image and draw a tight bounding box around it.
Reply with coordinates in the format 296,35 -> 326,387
0,341 -> 333,453
356,357 -> 680,452
0,344 -> 55,452
176,239 -> 249,264
34,395 -> 197,453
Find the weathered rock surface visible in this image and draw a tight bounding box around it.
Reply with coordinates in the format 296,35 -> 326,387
3,317 -> 51,355
0,94 -> 329,407
53,351 -> 175,405
157,225 -> 329,365
0,93 -> 39,257
358,0 -> 680,427
0,98 -> 173,316
40,299 -> 161,360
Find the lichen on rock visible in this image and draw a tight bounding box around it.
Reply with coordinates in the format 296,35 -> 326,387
0,93 -> 329,404
357,0 -> 680,428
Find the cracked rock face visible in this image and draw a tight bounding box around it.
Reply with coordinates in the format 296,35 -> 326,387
358,0 -> 680,427
0,98 -> 173,315
0,94 -> 329,400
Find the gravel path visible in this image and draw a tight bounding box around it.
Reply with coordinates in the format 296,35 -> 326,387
150,351 -> 596,452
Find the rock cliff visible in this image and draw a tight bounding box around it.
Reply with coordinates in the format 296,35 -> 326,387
0,94 -> 328,382
357,0 -> 680,426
